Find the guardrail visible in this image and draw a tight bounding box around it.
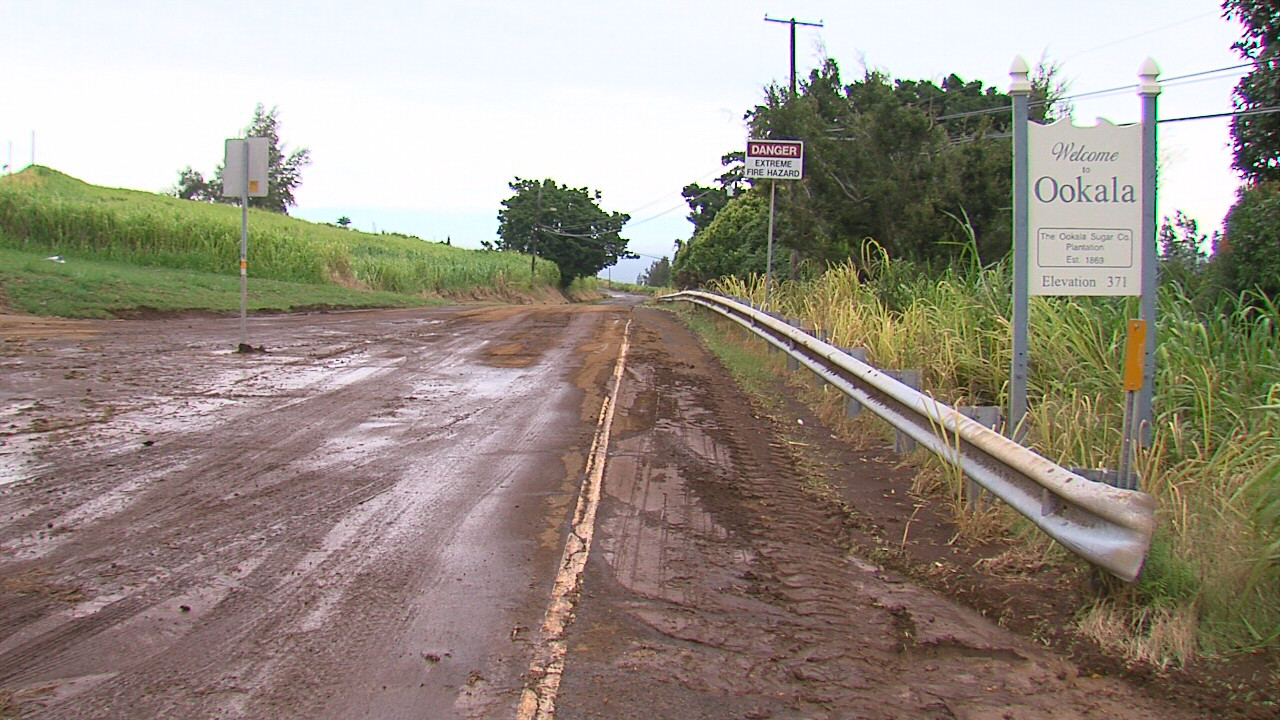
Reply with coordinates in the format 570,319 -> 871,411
659,290 -> 1155,582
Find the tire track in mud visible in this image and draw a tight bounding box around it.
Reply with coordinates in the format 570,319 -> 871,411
0,325 -> 461,688
0,306 -> 617,718
553,307 -> 1194,720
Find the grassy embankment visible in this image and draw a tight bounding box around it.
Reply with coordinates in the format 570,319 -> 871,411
0,166 -> 563,316
694,246 -> 1278,672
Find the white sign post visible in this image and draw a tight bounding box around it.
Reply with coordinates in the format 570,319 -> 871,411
222,137 -> 269,352
1029,120 -> 1143,296
746,139 -> 804,310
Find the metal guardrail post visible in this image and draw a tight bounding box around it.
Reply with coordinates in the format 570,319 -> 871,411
957,405 -> 1004,511
815,330 -> 830,389
786,318 -> 800,371
885,369 -> 922,453
843,347 -> 869,417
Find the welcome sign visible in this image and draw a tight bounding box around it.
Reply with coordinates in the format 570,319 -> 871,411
1028,119 -> 1143,296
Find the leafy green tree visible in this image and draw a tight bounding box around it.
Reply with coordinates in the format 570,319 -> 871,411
336,216 -> 352,228
638,256 -> 672,287
1223,0 -> 1280,183
682,151 -> 746,235
668,56 -> 1069,286
171,166 -> 218,202
1219,181 -> 1280,300
1158,210 -> 1213,298
1219,1 -> 1280,303
496,177 -> 635,287
743,59 -> 1034,272
733,56 -> 1070,278
171,104 -> 311,214
1159,211 -> 1209,270
673,192 -> 769,287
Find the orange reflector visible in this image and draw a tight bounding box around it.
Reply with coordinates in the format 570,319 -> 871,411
1123,319 -> 1147,392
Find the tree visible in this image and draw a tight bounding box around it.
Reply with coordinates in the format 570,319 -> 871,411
672,192 -> 770,287
1220,1 -> 1280,303
170,104 -> 312,214
1224,0 -> 1280,183
682,151 -> 746,235
1158,210 -> 1212,295
171,166 -> 218,202
496,177 -> 635,287
718,56 -> 1071,280
638,256 -> 672,287
336,216 -> 352,228
1220,181 -> 1280,300
1159,211 -> 1209,269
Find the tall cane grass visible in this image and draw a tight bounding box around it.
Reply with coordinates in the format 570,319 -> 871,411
0,166 -> 560,294
710,239 -> 1280,664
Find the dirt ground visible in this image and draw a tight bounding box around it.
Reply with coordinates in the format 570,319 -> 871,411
0,302 -> 1274,718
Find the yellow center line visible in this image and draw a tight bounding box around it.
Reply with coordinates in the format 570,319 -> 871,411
516,315 -> 632,720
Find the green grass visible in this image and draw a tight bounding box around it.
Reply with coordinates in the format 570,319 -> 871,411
678,305 -> 787,398
706,243 -> 1280,667
0,166 -> 560,296
0,246 -> 439,317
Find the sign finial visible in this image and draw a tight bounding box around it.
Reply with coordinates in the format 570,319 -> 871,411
1010,56 -> 1032,95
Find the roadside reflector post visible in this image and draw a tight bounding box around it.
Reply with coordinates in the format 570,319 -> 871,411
1118,319 -> 1148,490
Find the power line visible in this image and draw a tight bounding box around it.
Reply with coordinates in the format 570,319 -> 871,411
539,169 -> 729,236
932,62 -> 1253,122
1164,62 -> 1252,84
1062,10 -> 1220,62
619,165 -> 722,217
1159,104 -> 1280,124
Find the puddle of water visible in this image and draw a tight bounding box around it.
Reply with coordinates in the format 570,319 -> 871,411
0,434 -> 41,486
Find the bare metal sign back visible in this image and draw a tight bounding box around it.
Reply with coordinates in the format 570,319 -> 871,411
222,137 -> 270,198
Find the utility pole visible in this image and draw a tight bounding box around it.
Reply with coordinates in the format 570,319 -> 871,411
533,182 -> 543,276
764,15 -> 822,282
764,15 -> 824,101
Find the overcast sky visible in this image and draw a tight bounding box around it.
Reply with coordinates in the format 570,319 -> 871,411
2,1 -> 1246,282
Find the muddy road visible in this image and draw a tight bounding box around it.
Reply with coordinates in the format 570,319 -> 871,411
1,302 -> 1197,718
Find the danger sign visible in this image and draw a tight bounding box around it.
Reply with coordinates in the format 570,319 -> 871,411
745,139 -> 803,180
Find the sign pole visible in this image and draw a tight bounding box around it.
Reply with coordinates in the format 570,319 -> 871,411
746,139 -> 803,311
765,180 -> 776,310
239,140 -> 249,351
1009,57 -> 1032,442
224,137 -> 268,352
1137,58 -> 1161,447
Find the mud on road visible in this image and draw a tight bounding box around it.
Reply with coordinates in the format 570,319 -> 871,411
1,305 -> 625,718
549,308 -> 1200,720
0,303 -> 1220,718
